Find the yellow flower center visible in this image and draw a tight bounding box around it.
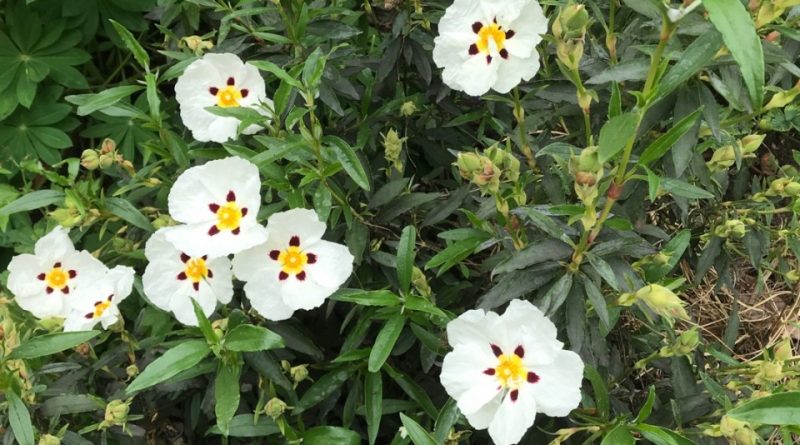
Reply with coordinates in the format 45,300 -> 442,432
215,202 -> 243,231
45,267 -> 68,288
476,22 -> 506,54
92,300 -> 111,318
494,353 -> 527,389
215,85 -> 243,108
278,246 -> 308,275
184,258 -> 209,282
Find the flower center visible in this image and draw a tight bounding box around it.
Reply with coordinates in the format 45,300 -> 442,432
215,85 -> 243,108
278,246 -> 308,275
45,267 -> 68,288
84,295 -> 114,320
477,22 -> 506,54
184,258 -> 209,282
495,353 -> 527,389
216,202 -> 243,231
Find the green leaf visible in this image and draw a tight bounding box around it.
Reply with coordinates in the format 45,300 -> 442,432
295,368 -> 352,413
206,414 -> 279,437
585,365 -> 610,419
598,112 -> 639,163
145,72 -> 160,121
365,371 -> 383,445
516,207 -> 574,245
7,390 -> 34,445
127,340 -> 211,394
0,189 -> 64,217
214,361 -> 242,436
492,238 -> 572,275
105,197 -> 154,232
330,289 -> 402,307
325,135 -> 371,191
601,426 -> 634,445
586,253 -> 619,291
224,325 -> 284,352
637,109 -> 702,166
191,298 -> 218,345
656,31 -> 723,101
368,314 -> 405,372
66,85 -> 143,116
8,331 -> 100,359
583,277 -> 611,330
249,60 -> 304,89
397,225 -> 416,295
109,19 -> 150,71
302,426 -> 360,445
399,413 -> 438,445
384,364 -> 438,418
726,392 -> 800,425
703,0 -> 764,109
634,386 -> 657,423
539,273 -> 574,316
636,425 -> 698,445
433,398 -> 460,444
660,178 -> 715,199
302,47 -> 326,91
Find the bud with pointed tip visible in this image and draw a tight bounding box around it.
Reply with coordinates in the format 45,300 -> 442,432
38,435 -> 61,445
264,397 -> 288,420
634,284 -> 690,322
81,149 -> 100,170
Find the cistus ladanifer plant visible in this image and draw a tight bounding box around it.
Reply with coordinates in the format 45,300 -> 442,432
1,0 -> 800,444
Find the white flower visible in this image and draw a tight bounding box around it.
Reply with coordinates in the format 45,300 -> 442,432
63,266 -> 135,332
142,229 -> 234,326
432,0 -> 548,96
165,156 -> 269,258
7,226 -> 107,319
440,299 -> 584,445
232,209 -> 354,321
175,52 -> 272,143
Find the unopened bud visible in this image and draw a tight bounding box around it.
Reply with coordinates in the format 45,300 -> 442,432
753,360 -> 783,385
100,138 -> 116,154
181,35 -> 214,54
81,149 -> 100,170
774,338 -> 793,362
400,101 -> 417,117
103,399 -> 131,428
38,434 -> 60,445
49,208 -> 82,228
383,128 -> 406,172
97,154 -> 115,170
740,134 -> 765,154
290,364 -> 309,385
264,397 -> 288,419
634,284 -> 689,322
126,364 -> 139,378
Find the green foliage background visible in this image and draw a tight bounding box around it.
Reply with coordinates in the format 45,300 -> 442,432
1,0 -> 800,444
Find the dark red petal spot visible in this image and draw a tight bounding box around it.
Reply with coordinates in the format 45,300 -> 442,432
505,30 -> 515,39
177,272 -> 187,280
297,271 -> 306,281
510,389 -> 519,402
232,227 -> 241,235
209,87 -> 219,95
180,253 -> 191,263
207,269 -> 214,279
209,203 -> 220,213
68,270 -> 77,278
289,236 -> 300,247
208,226 -> 220,236
499,48 -> 509,59
54,262 -> 62,268
241,207 -> 248,217
278,271 -> 289,281
468,43 -> 479,55
493,17 -> 498,24
37,273 -> 46,281
471,21 -> 482,33
491,344 -> 503,357
193,282 -> 200,291
527,372 -> 540,383
514,345 -> 525,358
61,286 -> 69,294
306,253 -> 317,264
484,368 -> 496,376
202,255 -> 208,261
269,250 -> 281,260
46,287 -> 53,294
486,55 -> 493,64
108,294 -> 114,301
85,312 -> 94,319
240,89 -> 249,98
227,77 -> 235,86
226,190 -> 236,202
94,301 -> 103,307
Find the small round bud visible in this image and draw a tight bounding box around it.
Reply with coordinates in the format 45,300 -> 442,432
400,101 -> 417,117
38,434 -> 61,445
126,364 -> 139,378
264,397 -> 288,420
81,149 -> 100,170
100,138 -> 117,154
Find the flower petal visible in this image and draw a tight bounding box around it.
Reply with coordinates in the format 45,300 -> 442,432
305,240 -> 354,288
446,308 -> 504,348
487,388 -> 537,445
33,226 -> 75,262
164,222 -> 268,258
243,275 -> 297,321
266,208 -> 327,247
440,343 -> 500,416
527,349 -> 584,417
231,241 -> 275,282
279,275 -> 338,311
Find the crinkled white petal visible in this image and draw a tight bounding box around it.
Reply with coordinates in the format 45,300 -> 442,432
231,239 -> 271,283
164,222 -> 268,258
488,388 -> 537,445
446,308 -> 503,348
33,226 -> 75,262
174,52 -> 270,143
440,343 -> 500,415
279,275 -> 339,311
242,274 -> 297,321
168,156 -> 262,224
266,208 -> 327,247
503,299 -> 562,364
527,349 -> 584,417
304,240 -> 354,289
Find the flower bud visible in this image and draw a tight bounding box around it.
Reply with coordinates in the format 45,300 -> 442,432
714,219 -> 747,239
264,397 -> 288,420
720,416 -> 758,445
553,3 -> 590,40
634,284 -> 690,322
38,434 -> 61,445
753,360 -> 783,385
740,134 -> 765,154
411,266 -> 432,298
100,138 -> 116,154
290,364 -> 309,385
383,128 -> 406,172
785,182 -> 800,196
103,399 -> 131,428
672,329 -> 700,356
181,35 -> 214,54
152,214 -> 176,230
81,149 -> 100,170
786,269 -> 800,282
706,145 -> 736,173
456,152 -> 500,193
774,337 -> 793,362
126,364 -> 139,378
49,208 -> 82,228
400,101 -> 417,117
98,154 -> 115,170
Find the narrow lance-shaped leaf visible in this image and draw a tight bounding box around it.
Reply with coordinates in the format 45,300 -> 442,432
126,340 -> 211,394
397,225 -> 416,295
368,313 -> 405,372
9,331 -> 100,360
637,109 -> 702,166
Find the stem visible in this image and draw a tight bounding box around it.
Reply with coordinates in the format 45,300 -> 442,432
512,88 -> 537,170
643,18 -> 676,98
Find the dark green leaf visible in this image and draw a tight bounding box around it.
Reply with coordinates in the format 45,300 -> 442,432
295,368 -> 352,413
7,390 -> 34,445
66,85 -> 143,116
9,331 -> 100,359
302,426 -> 360,445
399,413 -> 438,445
598,112 -> 639,163
206,414 -> 279,437
365,371 -> 383,445
727,392 -> 800,425
109,20 -> 150,70
214,361 -> 242,436
601,426 -> 634,445
656,31 -> 723,101
105,197 -> 154,232
638,109 -> 702,166
0,189 -> 64,216
326,135 -> 370,191
397,226 -> 416,295
368,314 -> 405,372
224,324 -> 284,352
331,289 -> 402,307
127,340 -> 211,394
